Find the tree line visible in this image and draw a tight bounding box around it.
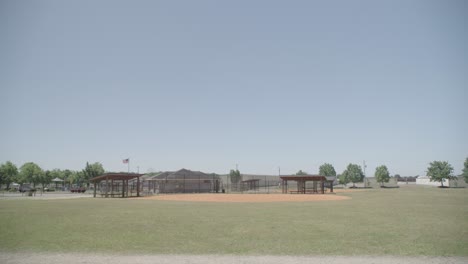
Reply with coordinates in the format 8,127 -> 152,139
294,158 -> 468,187
0,161 -> 105,190
2,158 -> 468,190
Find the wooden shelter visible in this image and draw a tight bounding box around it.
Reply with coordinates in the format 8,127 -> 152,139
241,179 -> 260,191
51,177 -> 63,190
280,175 -> 335,194
90,173 -> 144,198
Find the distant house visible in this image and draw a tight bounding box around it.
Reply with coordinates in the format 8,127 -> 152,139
415,176 -> 467,187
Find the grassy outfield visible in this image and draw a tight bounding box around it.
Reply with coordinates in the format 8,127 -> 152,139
0,185 -> 467,256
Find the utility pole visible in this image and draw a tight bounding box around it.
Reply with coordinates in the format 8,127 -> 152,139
236,163 -> 238,171
363,160 -> 367,177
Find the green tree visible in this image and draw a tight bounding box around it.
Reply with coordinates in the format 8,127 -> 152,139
295,170 -> 308,176
345,163 -> 364,188
70,171 -> 85,187
427,161 -> 455,187
462,158 -> 468,184
375,165 -> 390,187
319,163 -> 336,176
42,170 -> 52,190
82,162 -> 105,187
338,172 -> 349,186
19,162 -> 43,187
62,169 -> 73,189
229,169 -> 241,184
0,161 -> 19,189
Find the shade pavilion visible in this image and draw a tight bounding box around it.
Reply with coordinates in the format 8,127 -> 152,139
51,177 -> 63,190
280,175 -> 335,194
90,173 -> 144,198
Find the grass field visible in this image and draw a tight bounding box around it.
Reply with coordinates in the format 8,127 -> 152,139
0,185 -> 467,256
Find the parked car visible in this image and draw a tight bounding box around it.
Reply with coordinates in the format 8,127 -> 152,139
70,187 -> 86,193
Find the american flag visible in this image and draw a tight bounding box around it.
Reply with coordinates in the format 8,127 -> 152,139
122,158 -> 129,164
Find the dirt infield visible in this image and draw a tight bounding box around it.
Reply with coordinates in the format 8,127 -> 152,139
140,193 -> 351,203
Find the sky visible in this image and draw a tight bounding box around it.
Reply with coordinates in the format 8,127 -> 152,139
1,0 -> 467,176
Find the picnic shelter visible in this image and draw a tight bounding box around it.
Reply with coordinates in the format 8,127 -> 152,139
90,173 -> 144,198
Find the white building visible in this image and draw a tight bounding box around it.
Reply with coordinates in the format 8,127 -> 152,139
416,176 -> 467,187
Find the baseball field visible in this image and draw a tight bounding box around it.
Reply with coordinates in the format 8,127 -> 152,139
0,185 -> 467,263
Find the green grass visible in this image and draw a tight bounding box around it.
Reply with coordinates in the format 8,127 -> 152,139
0,185 -> 467,256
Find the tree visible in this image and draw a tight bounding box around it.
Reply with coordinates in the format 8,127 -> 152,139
345,163 -> 364,188
427,161 -> 455,187
394,174 -> 401,181
462,158 -> 468,184
338,173 -> 349,186
375,165 -> 390,187
229,169 -> 241,184
82,162 -> 105,187
295,170 -> 307,176
70,171 -> 85,187
0,161 -> 19,189
319,163 -> 336,176
19,162 -> 43,187
62,169 -> 73,189
41,170 -> 52,189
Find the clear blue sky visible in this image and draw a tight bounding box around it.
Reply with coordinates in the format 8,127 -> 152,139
1,0 -> 467,176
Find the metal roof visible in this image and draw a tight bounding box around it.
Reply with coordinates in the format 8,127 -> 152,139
241,179 -> 260,183
280,175 -> 329,181
90,173 -> 144,183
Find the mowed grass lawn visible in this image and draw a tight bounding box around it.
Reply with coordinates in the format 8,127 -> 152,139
0,185 -> 467,256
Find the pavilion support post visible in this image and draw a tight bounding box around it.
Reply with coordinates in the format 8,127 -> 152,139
330,182 -> 334,193
93,182 -> 96,198
137,177 -> 140,197
126,180 -> 129,197
321,181 -> 324,194
111,179 -> 114,197
105,176 -> 109,198
122,180 -> 125,198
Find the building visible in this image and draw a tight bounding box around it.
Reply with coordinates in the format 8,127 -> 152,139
415,175 -> 467,187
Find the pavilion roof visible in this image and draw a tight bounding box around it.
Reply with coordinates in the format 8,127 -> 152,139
90,173 -> 144,183
280,175 -> 329,181
241,179 -> 260,183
